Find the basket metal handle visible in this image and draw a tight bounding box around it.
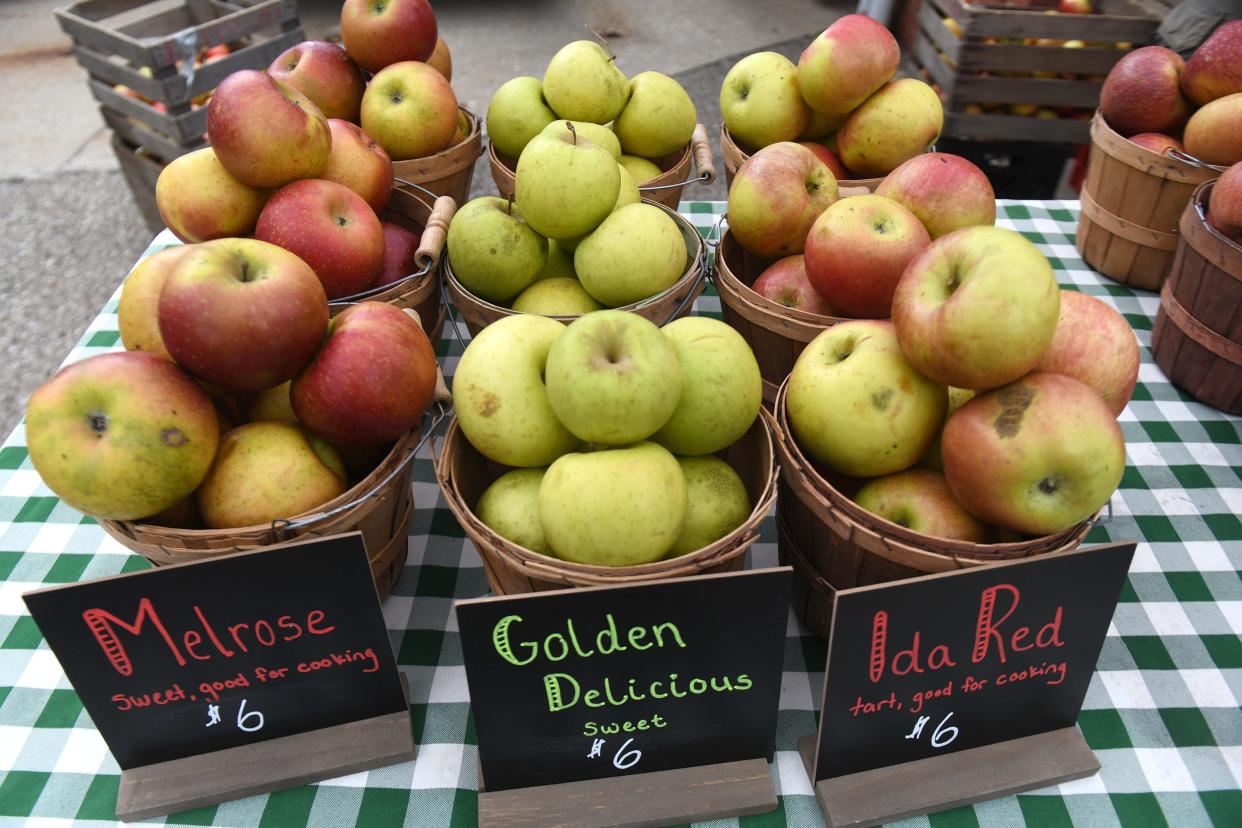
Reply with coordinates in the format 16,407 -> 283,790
637,123 -> 717,193
1166,148 -> 1227,173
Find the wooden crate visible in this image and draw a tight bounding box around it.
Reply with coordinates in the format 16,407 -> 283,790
903,0 -> 1162,144
110,133 -> 166,233
56,0 -> 303,163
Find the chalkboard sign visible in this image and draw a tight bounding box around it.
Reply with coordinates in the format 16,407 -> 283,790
456,568 -> 792,793
24,533 -> 408,770
813,542 -> 1135,781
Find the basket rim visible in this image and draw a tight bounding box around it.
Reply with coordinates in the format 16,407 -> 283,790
1183,179 -> 1242,260
390,106 -> 483,170
1089,111 -> 1222,182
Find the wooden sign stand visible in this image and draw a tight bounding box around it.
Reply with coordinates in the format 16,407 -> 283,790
478,757 -> 777,828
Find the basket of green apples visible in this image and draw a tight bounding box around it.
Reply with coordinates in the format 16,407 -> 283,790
435,310 -> 776,594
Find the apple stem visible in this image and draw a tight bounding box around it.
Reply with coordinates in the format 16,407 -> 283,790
566,121 -> 577,145
506,195 -> 515,215
585,24 -> 616,60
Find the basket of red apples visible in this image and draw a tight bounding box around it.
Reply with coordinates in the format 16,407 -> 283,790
434,310 -> 776,594
25,237 -> 447,599
485,39 -> 715,210
765,225 -> 1137,640
715,140 -> 996,404
1078,24 -> 1242,290
1152,175 -> 1242,415
719,15 -> 942,192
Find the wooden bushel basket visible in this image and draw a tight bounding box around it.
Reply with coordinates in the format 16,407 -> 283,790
1152,181 -> 1242,415
719,124 -> 881,193
489,123 -> 716,209
327,183 -> 455,343
390,107 -> 482,206
768,381 -> 1093,640
714,227 -> 842,405
435,414 -> 777,595
1078,112 -> 1222,291
99,389 -> 453,600
444,199 -> 707,336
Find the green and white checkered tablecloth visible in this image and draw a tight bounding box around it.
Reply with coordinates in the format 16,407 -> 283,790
0,201 -> 1238,827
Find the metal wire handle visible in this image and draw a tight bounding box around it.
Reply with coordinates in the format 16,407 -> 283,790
638,170 -> 713,192
1166,148 -> 1226,173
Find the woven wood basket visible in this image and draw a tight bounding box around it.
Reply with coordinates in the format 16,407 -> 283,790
768,382 -> 1094,640
488,123 -> 716,209
435,414 -> 777,594
1152,181 -> 1242,415
390,107 -> 482,206
444,198 -> 706,336
719,124 -> 881,193
1078,112 -> 1222,292
327,183 -> 455,343
714,227 -> 843,405
98,384 -> 453,600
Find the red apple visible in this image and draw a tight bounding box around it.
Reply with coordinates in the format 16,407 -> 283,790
155,146 -> 267,243
1127,132 -> 1185,155
207,70 -> 331,188
1207,163 -> 1242,241
256,179 -> 385,300
159,238 -> 329,390
320,120 -> 394,214
875,153 -> 995,239
797,14 -> 899,119
803,194 -> 930,318
379,221 -> 422,285
853,468 -> 989,542
267,40 -> 365,122
751,254 -> 837,316
797,141 -> 849,179
1057,0 -> 1091,13
1099,46 -> 1192,137
1181,20 -> 1242,106
1184,93 -> 1242,166
727,142 -> 839,258
340,0 -> 437,74
1036,290 -> 1139,416
291,302 -> 438,445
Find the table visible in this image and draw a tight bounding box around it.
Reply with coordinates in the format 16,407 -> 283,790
0,201 -> 1238,828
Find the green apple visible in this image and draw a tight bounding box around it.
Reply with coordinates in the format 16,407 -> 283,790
720,52 -> 809,149
447,197 -> 547,303
654,317 -> 762,456
620,154 -> 664,183
801,108 -> 847,140
486,76 -> 557,160
788,320 -> 947,477
544,310 -> 682,445
454,314 -> 580,466
249,381 -> 298,423
476,467 -> 549,554
614,163 -> 640,210
535,239 -> 576,280
515,131 -> 620,240
540,119 -> 621,158
854,468 -> 988,542
668,456 -> 751,557
539,441 -> 687,565
614,71 -> 696,158
837,78 -> 943,177
919,387 -> 975,471
511,277 -> 604,315
575,203 -> 686,307
542,40 -> 629,124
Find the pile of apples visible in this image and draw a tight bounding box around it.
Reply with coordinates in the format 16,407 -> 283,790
452,310 -> 763,567
1100,21 -> 1242,167
720,15 -> 943,179
155,0 -> 465,301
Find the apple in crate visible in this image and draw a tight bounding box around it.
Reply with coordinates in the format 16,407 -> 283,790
198,422 -> 347,529
477,468 -> 549,554
361,61 -> 459,161
752,255 -> 838,316
26,352 -> 219,520
892,226 -> 1060,390
340,0 -> 437,74
542,40 -> 630,124
292,302 -> 437,445
545,310 -> 682,445
256,179 -> 385,300
320,120 -> 393,214
1208,163 -> 1242,241
787,320 -> 947,477
614,72 -> 697,159
454,314 -> 579,467
515,130 -> 620,240
720,52 -> 810,148
267,41 -> 365,122
118,246 -> 194,360
1181,20 -> 1242,106
837,79 -> 943,177
1036,290 -> 1139,416
804,194 -> 930,319
207,70 -> 331,189
486,76 -> 557,160
575,203 -> 685,307
854,468 -> 988,543
727,142 -> 838,258
379,222 -> 421,286
1099,46 -> 1191,137
446,197 -> 547,303
874,153 -> 996,239
1184,93 -> 1242,166
155,147 -> 267,243
797,14 -> 899,120
159,238 -> 329,391
942,373 -> 1125,535
539,442 -> 687,566
669,456 -> 751,557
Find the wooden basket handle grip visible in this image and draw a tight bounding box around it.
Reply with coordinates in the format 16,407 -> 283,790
691,123 -> 715,183
415,195 -> 458,270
